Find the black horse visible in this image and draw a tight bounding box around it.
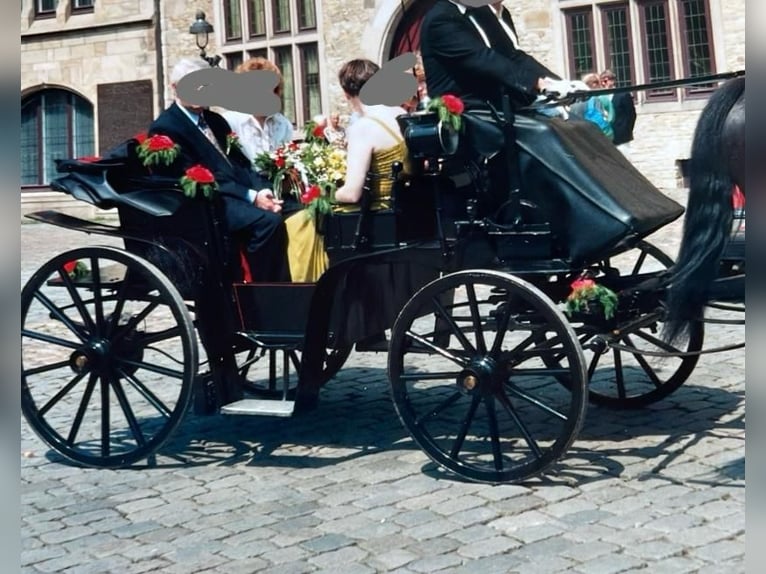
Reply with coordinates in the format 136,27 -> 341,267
664,76 -> 745,342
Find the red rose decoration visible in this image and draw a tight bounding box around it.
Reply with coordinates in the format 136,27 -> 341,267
300,184 -> 321,205
63,261 -> 77,274
146,135 -> 176,151
441,94 -> 465,114
570,278 -> 595,291
275,156 -> 286,168
62,260 -> 87,278
137,134 -> 180,167
180,164 -> 218,199
313,125 -> 325,138
134,133 -> 148,144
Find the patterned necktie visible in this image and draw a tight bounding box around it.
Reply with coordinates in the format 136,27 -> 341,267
197,114 -> 230,162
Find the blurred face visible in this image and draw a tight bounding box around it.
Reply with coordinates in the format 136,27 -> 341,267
602,76 -> 616,88
330,113 -> 340,127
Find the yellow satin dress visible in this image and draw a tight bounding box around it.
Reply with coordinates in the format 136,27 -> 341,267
285,117 -> 409,282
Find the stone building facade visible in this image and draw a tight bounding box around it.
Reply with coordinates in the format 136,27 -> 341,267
21,0 -> 745,216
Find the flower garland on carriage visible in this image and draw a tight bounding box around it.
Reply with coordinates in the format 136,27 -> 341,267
253,122 -> 347,219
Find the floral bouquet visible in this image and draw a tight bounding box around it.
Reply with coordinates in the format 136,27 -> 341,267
426,93 -> 465,132
253,139 -> 346,217
180,165 -> 218,199
564,276 -> 619,320
136,134 -> 180,167
225,132 -> 242,155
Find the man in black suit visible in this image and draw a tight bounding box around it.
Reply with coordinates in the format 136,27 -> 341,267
420,0 -> 579,217
148,58 -> 290,282
420,0 -> 575,110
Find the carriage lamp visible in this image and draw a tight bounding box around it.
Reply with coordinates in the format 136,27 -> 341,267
189,10 -> 222,68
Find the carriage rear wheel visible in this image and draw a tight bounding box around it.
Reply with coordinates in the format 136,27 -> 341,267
554,240 -> 704,408
21,247 -> 197,468
236,344 -> 352,397
388,270 -> 588,484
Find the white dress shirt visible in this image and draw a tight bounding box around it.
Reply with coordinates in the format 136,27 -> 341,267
222,110 -> 294,161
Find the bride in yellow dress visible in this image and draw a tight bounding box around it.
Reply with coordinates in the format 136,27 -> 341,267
285,58 -> 411,282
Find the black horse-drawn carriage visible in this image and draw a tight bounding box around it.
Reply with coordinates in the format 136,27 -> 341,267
21,94 -> 744,484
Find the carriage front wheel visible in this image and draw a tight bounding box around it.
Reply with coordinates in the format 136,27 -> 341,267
21,246 -> 198,468
388,270 -> 588,484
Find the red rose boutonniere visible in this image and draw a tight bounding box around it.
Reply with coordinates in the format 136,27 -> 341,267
226,132 -> 242,155
427,93 -> 465,132
180,164 -> 218,199
137,134 -> 180,167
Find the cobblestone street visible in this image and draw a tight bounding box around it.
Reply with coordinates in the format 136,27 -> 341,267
20,202 -> 745,573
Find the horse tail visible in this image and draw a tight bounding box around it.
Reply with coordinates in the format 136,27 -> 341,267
664,77 -> 745,343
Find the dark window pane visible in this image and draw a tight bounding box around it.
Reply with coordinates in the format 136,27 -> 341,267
273,0 -> 291,33
681,0 -> 715,93
225,51 -> 244,70
248,0 -> 266,37
37,0 -> 57,13
274,47 -> 295,122
248,48 -> 268,60
21,97 -> 39,185
224,0 -> 243,41
73,96 -> 94,158
566,10 -> 594,80
603,4 -> 633,86
300,43 -> 321,122
43,91 -> 69,184
643,1 -> 675,98
298,0 -> 317,30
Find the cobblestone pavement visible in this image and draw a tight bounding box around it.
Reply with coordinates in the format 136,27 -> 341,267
20,197 -> 745,573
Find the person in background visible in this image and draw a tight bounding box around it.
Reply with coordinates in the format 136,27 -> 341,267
221,57 -> 294,161
601,69 -> 637,157
323,111 -> 347,149
582,72 -> 614,140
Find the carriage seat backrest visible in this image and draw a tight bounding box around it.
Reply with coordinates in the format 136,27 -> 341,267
323,163 -> 438,257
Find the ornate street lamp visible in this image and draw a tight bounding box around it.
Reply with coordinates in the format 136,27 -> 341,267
189,10 -> 221,67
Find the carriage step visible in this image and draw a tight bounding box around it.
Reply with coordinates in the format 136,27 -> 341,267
220,399 -> 295,417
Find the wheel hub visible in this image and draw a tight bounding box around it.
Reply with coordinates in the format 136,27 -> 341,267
70,339 -> 111,374
457,357 -> 503,394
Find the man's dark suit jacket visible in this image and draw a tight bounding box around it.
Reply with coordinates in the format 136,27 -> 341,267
611,92 -> 637,145
420,0 -> 559,109
148,102 -> 281,251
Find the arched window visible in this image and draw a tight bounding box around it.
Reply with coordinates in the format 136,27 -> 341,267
21,89 -> 95,186
388,0 -> 437,59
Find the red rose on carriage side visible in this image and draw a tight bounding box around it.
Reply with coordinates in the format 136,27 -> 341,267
441,94 -> 465,115
137,134 -> 180,167
427,94 -> 465,132
180,164 -> 218,199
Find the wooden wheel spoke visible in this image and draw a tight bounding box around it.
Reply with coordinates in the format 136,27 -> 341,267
587,349 -> 603,379
39,370 -> 88,417
613,348 -> 626,399
116,357 -> 185,380
289,350 -> 302,372
110,378 -> 147,447
512,367 -> 572,377
483,395 -> 503,471
100,376 -> 110,457
67,372 -> 98,446
631,249 -> 648,275
116,367 -> 173,418
137,326 -> 182,347
90,258 -> 106,334
405,331 -> 469,367
450,394 -> 481,458
111,300 -> 160,345
24,359 -> 73,378
106,281 -> 128,337
497,391 -> 544,460
414,391 -> 462,425
504,383 -> 569,421
32,290 -> 88,342
465,284 -> 487,354
489,296 -> 513,356
432,296 -> 477,355
623,334 -> 663,388
58,269 -> 97,334
22,329 -> 81,350
632,329 -> 682,354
